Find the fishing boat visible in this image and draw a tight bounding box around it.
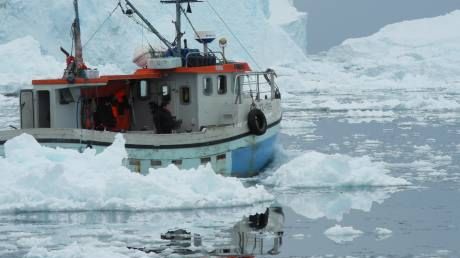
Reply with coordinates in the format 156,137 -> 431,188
0,0 -> 282,177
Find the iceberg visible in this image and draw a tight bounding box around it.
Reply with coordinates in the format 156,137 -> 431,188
300,10 -> 460,90
268,0 -> 308,54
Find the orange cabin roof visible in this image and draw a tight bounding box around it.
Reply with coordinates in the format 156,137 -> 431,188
32,63 -> 251,86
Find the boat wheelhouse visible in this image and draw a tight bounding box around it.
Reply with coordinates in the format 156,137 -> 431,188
0,0 -> 282,177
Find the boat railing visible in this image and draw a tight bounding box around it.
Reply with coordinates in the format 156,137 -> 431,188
234,71 -> 278,104
184,51 -> 225,67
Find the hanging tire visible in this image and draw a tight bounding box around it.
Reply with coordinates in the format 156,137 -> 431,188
248,109 -> 267,136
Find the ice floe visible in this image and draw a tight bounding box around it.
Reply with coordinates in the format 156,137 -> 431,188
264,151 -> 410,189
0,134 -> 273,213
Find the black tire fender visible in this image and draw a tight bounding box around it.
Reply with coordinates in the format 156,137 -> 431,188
248,109 -> 267,136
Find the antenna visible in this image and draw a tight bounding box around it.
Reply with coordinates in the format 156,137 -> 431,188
124,0 -> 174,52
160,0 -> 203,57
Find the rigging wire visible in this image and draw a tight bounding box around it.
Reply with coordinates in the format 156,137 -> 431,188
179,6 -> 219,56
205,0 -> 262,70
82,2 -> 121,49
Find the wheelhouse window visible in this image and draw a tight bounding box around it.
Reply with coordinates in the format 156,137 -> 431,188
203,77 -> 213,96
37,90 -> 51,128
138,80 -> 150,100
201,157 -> 211,165
180,87 -> 191,105
162,85 -> 170,97
161,84 -> 171,102
217,75 -> 227,95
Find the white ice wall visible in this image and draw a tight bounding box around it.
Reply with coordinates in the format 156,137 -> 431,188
0,1 -> 307,70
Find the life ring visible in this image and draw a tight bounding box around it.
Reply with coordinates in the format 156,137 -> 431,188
248,109 -> 267,136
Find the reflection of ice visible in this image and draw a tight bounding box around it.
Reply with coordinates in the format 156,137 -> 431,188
276,188 -> 399,221
375,227 -> 393,241
2,205 -> 269,258
324,225 -> 363,244
14,205 -> 285,258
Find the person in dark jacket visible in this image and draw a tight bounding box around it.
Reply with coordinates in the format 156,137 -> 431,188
151,101 -> 177,134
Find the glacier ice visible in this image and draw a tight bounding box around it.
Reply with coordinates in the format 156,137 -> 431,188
0,0 -> 307,92
0,94 -> 18,129
268,0 -> 308,54
0,133 -> 273,213
293,10 -> 460,90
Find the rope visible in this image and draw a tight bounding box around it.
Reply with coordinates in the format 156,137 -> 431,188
206,0 -> 262,70
83,3 -> 120,49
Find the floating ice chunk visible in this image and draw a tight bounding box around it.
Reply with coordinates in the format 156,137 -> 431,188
0,134 -> 273,213
291,233 -> 305,239
264,152 -> 410,189
375,227 -> 393,241
17,237 -> 53,248
414,145 -> 432,154
324,225 -> 363,244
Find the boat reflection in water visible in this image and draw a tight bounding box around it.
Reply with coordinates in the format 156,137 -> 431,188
128,206 -> 284,257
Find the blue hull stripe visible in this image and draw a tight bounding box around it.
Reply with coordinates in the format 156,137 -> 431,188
231,134 -> 277,177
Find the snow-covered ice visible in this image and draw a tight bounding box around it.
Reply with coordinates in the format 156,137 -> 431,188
0,134 -> 273,213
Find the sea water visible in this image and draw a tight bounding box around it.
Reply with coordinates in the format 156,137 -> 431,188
1,89 -> 460,257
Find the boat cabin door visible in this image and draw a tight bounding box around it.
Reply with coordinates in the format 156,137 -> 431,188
20,90 -> 34,129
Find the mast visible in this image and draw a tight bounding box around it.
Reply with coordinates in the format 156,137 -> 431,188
175,0 -> 182,57
160,0 -> 202,57
73,0 -> 84,72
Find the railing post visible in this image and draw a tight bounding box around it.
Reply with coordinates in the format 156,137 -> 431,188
270,72 -> 275,99
256,74 -> 260,101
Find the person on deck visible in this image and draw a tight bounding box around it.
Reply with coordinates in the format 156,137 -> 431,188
111,91 -> 131,131
151,101 -> 178,134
